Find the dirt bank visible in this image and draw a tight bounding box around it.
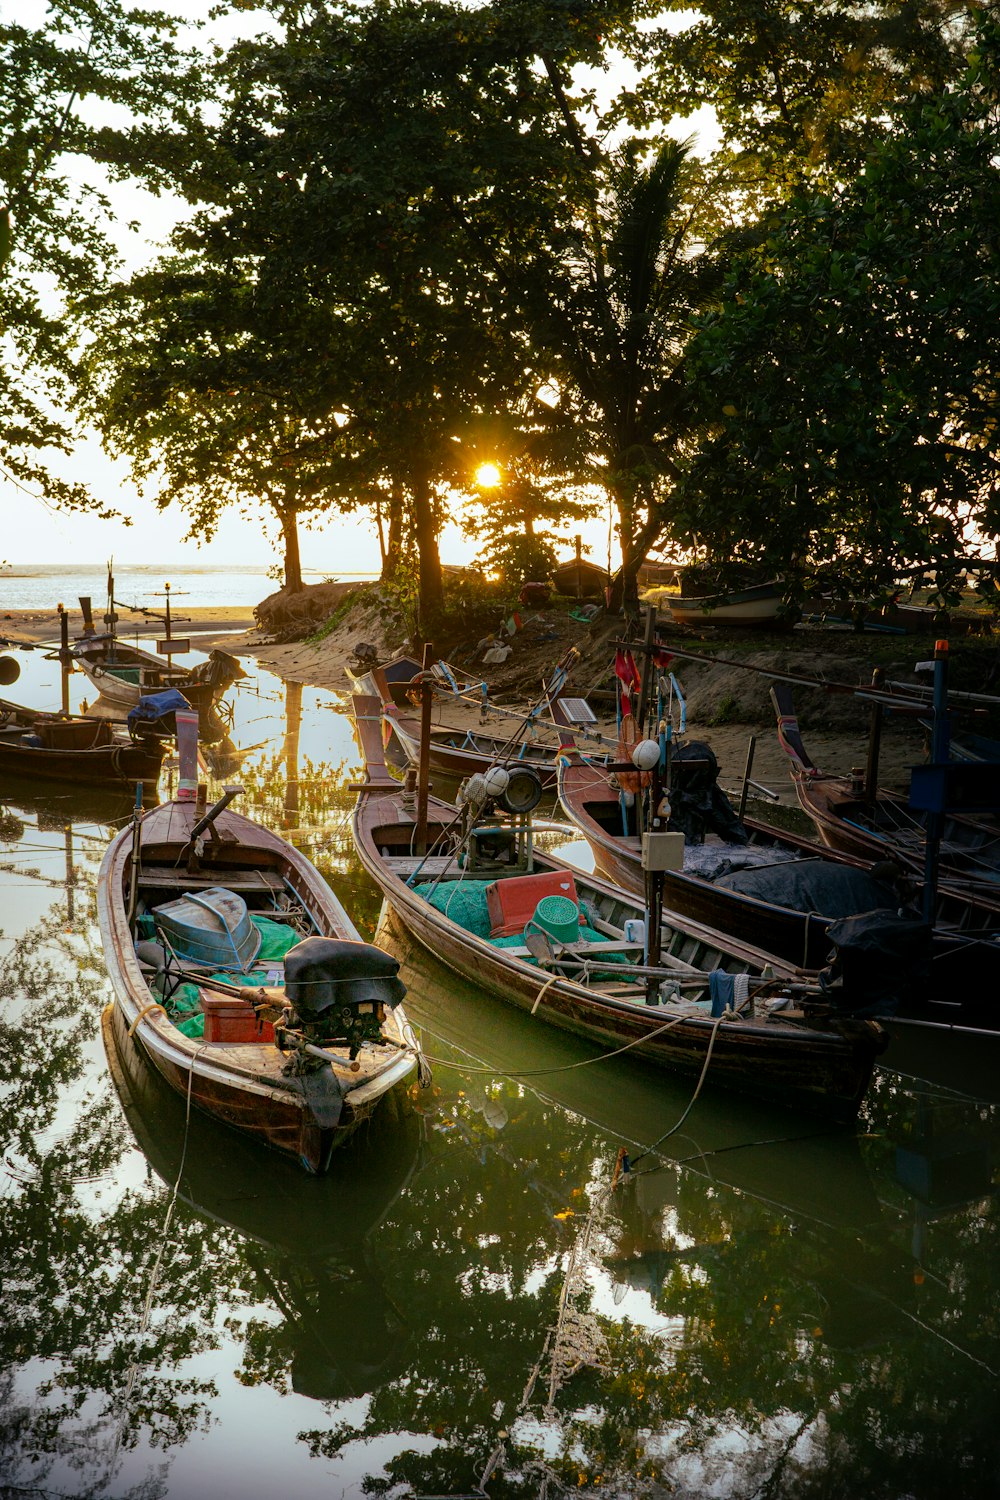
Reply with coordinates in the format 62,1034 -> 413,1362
236,585 -> 999,801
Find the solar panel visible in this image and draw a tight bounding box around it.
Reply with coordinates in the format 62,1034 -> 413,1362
555,696 -> 597,725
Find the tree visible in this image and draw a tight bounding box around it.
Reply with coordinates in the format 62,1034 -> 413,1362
626,0 -> 974,192
85,261 -> 353,592
673,18 -> 1000,597
104,0 -> 638,636
531,136 -> 721,611
0,2 -> 193,520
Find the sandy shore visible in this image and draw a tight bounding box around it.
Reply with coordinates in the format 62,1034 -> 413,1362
0,606 -> 261,652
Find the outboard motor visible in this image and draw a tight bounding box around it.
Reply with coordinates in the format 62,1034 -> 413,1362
281,937 -> 406,1058
667,740 -> 749,846
818,911 -> 932,1016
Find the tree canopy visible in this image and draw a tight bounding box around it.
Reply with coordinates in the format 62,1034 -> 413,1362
10,0 -> 1000,617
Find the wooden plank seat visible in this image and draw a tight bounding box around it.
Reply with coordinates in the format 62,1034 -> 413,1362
384,856 -> 459,877
136,868 -> 287,892
500,939 -> 646,958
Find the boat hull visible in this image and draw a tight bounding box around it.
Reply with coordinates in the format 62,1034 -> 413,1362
98,799 -> 417,1172
349,698 -> 883,1125
664,582 -> 785,627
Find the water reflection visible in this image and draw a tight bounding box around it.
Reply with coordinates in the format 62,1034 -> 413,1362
0,658 -> 998,1498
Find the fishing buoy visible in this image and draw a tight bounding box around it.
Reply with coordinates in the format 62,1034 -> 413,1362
0,655 -> 20,686
630,737 -> 661,771
483,765 -> 511,798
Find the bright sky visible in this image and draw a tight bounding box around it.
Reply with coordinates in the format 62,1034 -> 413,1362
4,2 -> 706,576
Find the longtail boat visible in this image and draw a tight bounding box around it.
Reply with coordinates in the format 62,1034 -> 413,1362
555,732 -> 1000,965
0,694 -> 165,789
368,657 -> 602,790
350,693 -> 885,1124
98,790 -> 420,1172
772,683 -> 1000,913
72,636 -> 245,715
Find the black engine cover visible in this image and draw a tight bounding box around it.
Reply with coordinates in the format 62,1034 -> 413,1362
284,937 -> 406,1021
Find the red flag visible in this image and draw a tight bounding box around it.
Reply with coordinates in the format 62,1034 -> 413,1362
614,649 -> 641,691
652,647 -> 674,669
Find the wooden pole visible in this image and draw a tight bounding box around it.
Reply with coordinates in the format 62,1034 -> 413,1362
635,605 -> 657,738
415,641 -> 434,855
58,605 -> 71,716
864,666 -> 884,806
737,734 -> 757,822
921,640 -> 950,924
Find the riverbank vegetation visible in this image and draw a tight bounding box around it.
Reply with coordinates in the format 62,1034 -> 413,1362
3,1 -> 999,633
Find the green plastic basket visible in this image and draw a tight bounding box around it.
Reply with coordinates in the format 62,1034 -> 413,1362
526,893 -> 580,946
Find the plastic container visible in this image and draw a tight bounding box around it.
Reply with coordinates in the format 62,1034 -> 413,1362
526,894 -> 580,946
199,991 -> 275,1044
485,870 -> 579,936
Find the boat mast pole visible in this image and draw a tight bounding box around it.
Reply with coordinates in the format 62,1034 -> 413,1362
921,640 -> 950,924
415,641 -> 434,855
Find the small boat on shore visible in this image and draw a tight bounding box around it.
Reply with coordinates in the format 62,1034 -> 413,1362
98,790 -> 421,1172
0,695 -> 165,789
350,693 -> 886,1124
662,580 -> 786,628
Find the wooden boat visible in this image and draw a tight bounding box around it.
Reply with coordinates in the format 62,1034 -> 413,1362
103,996 -> 422,1251
662,580 -> 785,627
98,792 -> 420,1172
72,636 -> 245,715
350,693 -> 886,1123
366,663 -> 580,790
0,695 -> 165,788
555,736 -> 1000,965
345,652 -> 424,707
772,684 -> 1000,910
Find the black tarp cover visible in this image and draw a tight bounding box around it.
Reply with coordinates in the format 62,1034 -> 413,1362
715,857 -> 901,920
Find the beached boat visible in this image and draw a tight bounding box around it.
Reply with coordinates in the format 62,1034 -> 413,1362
345,652 -> 424,707
98,791 -> 421,1172
662,580 -> 786,628
0,695 -> 165,788
72,635 -> 245,715
772,684 -> 1000,910
350,693 -> 885,1123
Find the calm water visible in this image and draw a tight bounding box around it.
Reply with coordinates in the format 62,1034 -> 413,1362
0,563 -> 374,615
1,646 -> 998,1498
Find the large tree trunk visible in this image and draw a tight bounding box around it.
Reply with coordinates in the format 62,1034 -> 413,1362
412,468 -> 444,636
380,483 -> 406,583
277,502 -> 303,593
607,499 -> 664,615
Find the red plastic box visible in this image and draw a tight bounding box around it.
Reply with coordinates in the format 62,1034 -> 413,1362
485,871 -> 579,937
199,991 -> 275,1044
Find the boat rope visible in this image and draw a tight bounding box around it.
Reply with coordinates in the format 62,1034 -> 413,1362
108,1042 -> 206,1477
415,1010 -> 730,1081
127,1000 -> 167,1036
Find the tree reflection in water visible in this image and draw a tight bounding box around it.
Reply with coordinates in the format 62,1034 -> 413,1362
0,702 -> 998,1499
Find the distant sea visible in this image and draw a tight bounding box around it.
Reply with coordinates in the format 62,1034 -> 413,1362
0,563 -> 375,613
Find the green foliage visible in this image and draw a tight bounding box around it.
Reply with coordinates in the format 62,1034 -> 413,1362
674,16 -> 1000,596
0,2 -> 195,516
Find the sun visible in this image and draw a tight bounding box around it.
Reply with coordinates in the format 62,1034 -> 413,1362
475,462 -> 502,489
